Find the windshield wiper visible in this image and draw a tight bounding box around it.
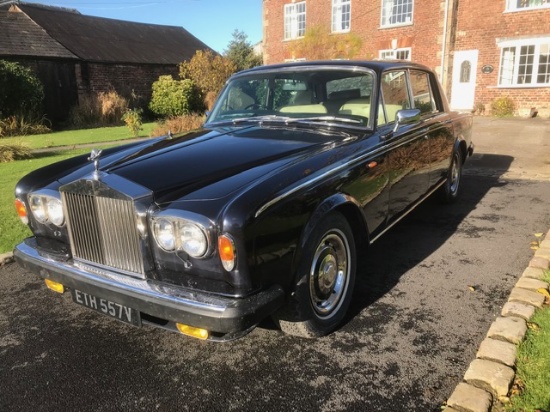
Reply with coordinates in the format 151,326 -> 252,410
286,116 -> 364,125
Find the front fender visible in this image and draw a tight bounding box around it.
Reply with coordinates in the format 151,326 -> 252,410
292,193 -> 368,277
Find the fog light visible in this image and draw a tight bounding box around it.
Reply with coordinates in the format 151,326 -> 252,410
45,279 -> 64,294
176,323 -> 209,340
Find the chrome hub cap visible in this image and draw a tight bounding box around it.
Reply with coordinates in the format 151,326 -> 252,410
309,231 -> 350,318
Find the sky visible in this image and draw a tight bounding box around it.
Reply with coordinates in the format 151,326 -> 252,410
28,0 -> 263,53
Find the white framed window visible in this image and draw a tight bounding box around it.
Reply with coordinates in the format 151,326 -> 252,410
284,2 -> 306,40
381,0 -> 413,27
332,0 -> 351,33
506,0 -> 550,11
498,38 -> 550,86
379,48 -> 411,61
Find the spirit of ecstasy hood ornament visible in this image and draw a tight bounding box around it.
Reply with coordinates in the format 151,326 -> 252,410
88,148 -> 102,179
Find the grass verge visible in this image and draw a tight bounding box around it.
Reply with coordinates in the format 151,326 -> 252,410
0,122 -> 156,150
0,149 -> 96,254
505,271 -> 550,412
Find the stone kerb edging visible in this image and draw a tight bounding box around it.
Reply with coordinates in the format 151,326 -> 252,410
444,231 -> 550,412
0,252 -> 14,266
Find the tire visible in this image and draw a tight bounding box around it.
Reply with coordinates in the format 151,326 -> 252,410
440,149 -> 463,204
274,212 -> 356,338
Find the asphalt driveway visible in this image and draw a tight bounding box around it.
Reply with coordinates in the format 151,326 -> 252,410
1,116 -> 549,411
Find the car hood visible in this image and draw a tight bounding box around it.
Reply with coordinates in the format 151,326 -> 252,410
86,126 -> 355,200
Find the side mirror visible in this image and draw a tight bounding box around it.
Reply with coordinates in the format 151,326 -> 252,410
393,108 -> 421,133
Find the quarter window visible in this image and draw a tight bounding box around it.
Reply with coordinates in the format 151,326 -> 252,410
379,48 -> 411,61
506,0 -> 550,11
284,2 -> 306,40
332,0 -> 351,33
381,0 -> 413,27
498,39 -> 550,86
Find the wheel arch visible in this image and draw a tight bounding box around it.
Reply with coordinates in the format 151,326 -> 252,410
294,193 -> 369,273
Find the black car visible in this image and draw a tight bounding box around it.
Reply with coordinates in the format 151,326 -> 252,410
14,61 -> 474,341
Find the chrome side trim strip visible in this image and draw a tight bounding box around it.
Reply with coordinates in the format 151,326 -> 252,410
370,180 -> 446,244
255,143 -> 388,218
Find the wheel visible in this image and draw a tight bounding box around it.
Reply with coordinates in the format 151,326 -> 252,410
274,212 -> 356,338
440,149 -> 463,203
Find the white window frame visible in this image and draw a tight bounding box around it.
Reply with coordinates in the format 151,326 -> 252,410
505,0 -> 550,12
381,0 -> 414,28
284,2 -> 306,40
379,47 -> 412,61
332,0 -> 351,33
497,37 -> 550,87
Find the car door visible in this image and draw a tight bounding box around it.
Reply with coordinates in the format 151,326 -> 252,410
379,70 -> 431,224
409,70 -> 455,190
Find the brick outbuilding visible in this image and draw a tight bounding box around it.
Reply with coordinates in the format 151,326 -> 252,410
0,2 -> 211,123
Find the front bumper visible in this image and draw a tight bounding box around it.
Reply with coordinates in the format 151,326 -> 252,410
14,238 -> 285,340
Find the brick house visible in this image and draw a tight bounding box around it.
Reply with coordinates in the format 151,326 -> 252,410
262,0 -> 550,116
0,2 -> 211,123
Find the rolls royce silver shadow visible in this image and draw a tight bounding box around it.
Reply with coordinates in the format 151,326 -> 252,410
14,61 -> 473,341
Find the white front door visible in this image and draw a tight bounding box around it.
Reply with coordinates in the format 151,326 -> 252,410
450,50 -> 478,111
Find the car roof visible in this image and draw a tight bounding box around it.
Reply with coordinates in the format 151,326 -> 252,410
239,60 -> 433,76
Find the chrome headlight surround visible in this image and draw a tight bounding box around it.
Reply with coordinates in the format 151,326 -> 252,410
151,210 -> 212,258
28,190 -> 65,227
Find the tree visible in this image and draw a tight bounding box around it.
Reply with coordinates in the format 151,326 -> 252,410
0,60 -> 44,120
289,26 -> 363,61
224,30 -> 263,72
179,50 -> 236,97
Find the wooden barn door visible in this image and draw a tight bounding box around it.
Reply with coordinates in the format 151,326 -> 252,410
36,61 -> 78,124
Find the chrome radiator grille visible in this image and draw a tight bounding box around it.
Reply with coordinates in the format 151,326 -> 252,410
62,192 -> 145,276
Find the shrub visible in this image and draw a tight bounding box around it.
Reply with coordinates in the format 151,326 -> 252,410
99,91 -> 128,124
122,108 -> 143,137
0,60 -> 44,120
69,91 -> 128,127
149,75 -> 203,118
0,115 -> 51,137
491,96 -> 515,117
150,114 -> 205,137
179,50 -> 236,97
0,142 -> 32,162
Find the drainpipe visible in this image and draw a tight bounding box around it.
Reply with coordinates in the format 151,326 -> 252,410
440,0 -> 450,86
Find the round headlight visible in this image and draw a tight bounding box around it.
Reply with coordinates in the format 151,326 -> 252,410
46,197 -> 64,226
180,222 -> 208,257
153,218 -> 176,251
29,195 -> 47,223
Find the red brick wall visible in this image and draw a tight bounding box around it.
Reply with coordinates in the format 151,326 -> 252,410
263,0 -> 447,74
454,1 -> 550,117
263,0 -> 550,117
77,62 -> 179,109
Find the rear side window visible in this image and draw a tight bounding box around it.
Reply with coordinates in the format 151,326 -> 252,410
409,70 -> 437,115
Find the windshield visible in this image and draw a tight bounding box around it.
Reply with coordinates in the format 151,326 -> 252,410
206,67 -> 375,129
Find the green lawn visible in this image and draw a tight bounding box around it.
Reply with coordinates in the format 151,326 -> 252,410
0,148 -> 100,253
1,122 -> 156,149
505,272 -> 550,412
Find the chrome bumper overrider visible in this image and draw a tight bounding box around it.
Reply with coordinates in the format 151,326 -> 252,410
14,238 -> 284,336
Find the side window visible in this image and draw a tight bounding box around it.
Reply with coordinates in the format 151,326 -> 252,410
409,70 -> 437,115
379,70 -> 411,125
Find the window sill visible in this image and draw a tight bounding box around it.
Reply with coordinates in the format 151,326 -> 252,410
489,84 -> 550,89
379,22 -> 414,30
503,6 -> 550,13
